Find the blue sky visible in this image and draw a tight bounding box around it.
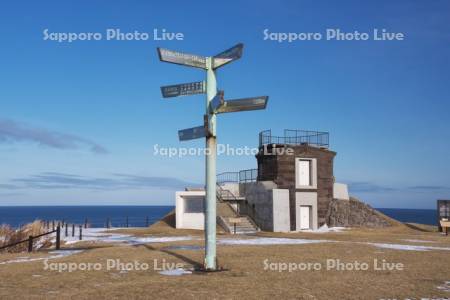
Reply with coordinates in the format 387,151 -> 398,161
0,0 -> 449,208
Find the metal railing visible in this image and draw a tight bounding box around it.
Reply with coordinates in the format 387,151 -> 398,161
216,183 -> 240,215
216,172 -> 240,184
239,169 -> 257,183
259,129 -> 329,148
217,169 -> 257,184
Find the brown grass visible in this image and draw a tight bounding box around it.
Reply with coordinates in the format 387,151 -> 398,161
0,220 -> 52,253
1,219 -> 450,299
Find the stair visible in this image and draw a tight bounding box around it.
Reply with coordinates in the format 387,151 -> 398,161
216,183 -> 260,234
218,216 -> 259,234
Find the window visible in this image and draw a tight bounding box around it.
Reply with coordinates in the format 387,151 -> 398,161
298,160 -> 311,186
184,197 -> 204,213
295,158 -> 317,189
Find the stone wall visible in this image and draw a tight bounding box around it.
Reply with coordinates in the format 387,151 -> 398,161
257,144 -> 336,230
326,197 -> 397,228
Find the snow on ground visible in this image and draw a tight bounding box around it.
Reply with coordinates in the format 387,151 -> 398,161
302,224 -> 347,233
58,228 -> 195,245
159,268 -> 192,276
218,237 -> 329,246
366,243 -> 450,252
0,250 -> 82,265
401,239 -> 436,243
436,281 -> 450,292
162,245 -> 204,251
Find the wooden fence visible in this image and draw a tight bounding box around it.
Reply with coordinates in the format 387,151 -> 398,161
0,226 -> 61,253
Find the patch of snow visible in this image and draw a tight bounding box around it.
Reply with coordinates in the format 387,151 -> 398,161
218,237 -> 328,246
159,268 -> 192,276
402,239 -> 436,243
0,250 -> 82,265
59,228 -> 195,245
436,281 -> 450,292
302,224 -> 347,233
366,243 -> 450,252
129,236 -> 194,245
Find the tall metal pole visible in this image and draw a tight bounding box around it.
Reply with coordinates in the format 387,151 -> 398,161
204,57 -> 217,270
157,44 -> 267,271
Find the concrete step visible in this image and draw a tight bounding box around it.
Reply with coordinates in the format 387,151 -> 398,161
220,216 -> 259,234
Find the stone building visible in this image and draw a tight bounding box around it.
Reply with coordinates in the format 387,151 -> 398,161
176,129 -> 350,232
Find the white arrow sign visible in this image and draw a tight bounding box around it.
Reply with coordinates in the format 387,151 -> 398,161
213,43 -> 244,69
216,96 -> 268,114
178,125 -> 208,141
157,48 -> 207,69
161,81 -> 205,98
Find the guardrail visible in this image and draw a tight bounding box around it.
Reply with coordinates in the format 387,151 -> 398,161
259,129 -> 329,148
216,172 -> 240,183
0,226 -> 61,253
40,216 -> 153,230
217,169 -> 257,184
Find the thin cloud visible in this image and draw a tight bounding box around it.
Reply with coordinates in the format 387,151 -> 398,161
0,118 -> 107,154
347,181 -> 397,193
2,172 -> 199,191
407,185 -> 450,191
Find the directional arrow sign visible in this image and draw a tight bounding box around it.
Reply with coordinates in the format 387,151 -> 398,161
178,125 -> 208,141
157,48 -> 206,69
213,43 -> 244,69
216,96 -> 268,114
161,81 -> 205,98
210,90 -> 224,113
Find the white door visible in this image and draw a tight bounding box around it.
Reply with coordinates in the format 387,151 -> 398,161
300,206 -> 311,229
298,160 -> 311,186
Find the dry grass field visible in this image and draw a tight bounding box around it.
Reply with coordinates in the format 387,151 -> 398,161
0,217 -> 449,300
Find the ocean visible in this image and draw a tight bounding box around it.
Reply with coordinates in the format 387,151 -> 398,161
0,206 -> 174,228
0,206 -> 438,228
376,208 -> 437,226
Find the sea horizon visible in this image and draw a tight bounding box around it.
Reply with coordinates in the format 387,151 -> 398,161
0,206 -> 439,228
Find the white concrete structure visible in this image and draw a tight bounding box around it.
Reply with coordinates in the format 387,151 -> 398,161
240,181 -> 291,232
175,191 -> 205,230
272,189 -> 291,232
333,183 -> 350,200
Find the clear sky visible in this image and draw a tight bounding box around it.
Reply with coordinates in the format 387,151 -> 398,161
0,0 -> 449,208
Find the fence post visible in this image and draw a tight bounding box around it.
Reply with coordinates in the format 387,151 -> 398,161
79,225 -> 82,240
65,224 -> 68,237
56,226 -> 61,250
84,218 -> 88,229
106,217 -> 110,229
52,221 -> 55,231
234,223 -> 236,234
28,235 -> 33,252
72,224 -> 75,237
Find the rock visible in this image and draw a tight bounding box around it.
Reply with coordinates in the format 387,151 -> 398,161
326,197 -> 396,228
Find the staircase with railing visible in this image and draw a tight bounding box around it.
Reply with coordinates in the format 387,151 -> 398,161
216,183 -> 259,234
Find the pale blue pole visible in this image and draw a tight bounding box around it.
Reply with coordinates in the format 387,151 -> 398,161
204,57 -> 217,270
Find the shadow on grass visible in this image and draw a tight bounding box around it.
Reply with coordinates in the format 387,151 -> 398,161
404,223 -> 436,232
140,244 -> 203,269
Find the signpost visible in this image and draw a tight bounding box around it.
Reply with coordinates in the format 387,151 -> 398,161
161,81 -> 205,98
157,43 -> 268,271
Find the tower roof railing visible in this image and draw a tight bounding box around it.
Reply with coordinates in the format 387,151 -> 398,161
259,129 -> 329,148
